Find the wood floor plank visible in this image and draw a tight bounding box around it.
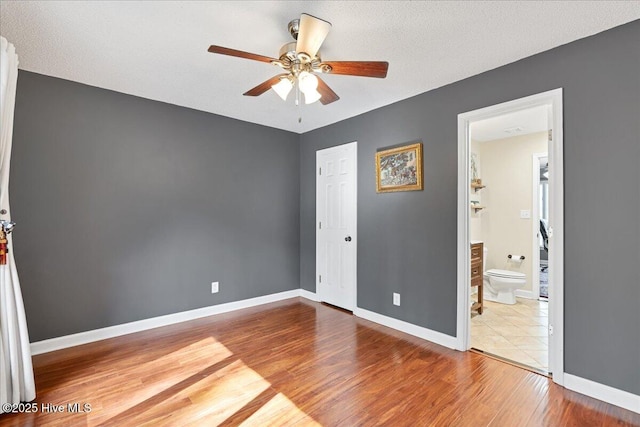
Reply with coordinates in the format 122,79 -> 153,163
1,298 -> 638,426
486,371 -> 549,426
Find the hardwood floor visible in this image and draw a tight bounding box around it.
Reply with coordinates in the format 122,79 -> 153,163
2,298 -> 638,426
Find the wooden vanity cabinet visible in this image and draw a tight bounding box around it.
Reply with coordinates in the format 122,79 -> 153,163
471,242 -> 483,314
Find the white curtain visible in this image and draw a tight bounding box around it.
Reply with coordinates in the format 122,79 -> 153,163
0,36 -> 35,412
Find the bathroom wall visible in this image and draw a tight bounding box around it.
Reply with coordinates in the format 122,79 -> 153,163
469,139 -> 483,242
475,131 -> 548,293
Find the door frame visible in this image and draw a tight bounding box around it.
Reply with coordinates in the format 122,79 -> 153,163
315,141 -> 358,311
456,89 -> 564,386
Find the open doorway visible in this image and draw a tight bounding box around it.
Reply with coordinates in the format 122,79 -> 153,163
468,107 -> 549,373
456,89 -> 565,385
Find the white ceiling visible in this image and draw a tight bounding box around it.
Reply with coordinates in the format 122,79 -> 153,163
1,1 -> 638,134
470,105 -> 549,142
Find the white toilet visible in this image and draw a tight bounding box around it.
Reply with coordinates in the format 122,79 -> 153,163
482,248 -> 526,305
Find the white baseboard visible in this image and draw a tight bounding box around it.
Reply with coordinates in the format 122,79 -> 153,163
353,307 -> 458,350
299,289 -> 319,302
30,289 -> 301,355
515,289 -> 536,299
31,289 -> 455,356
299,293 -> 457,351
564,373 -> 640,414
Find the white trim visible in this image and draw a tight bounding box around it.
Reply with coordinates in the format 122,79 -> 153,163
547,90 -> 565,385
354,307 -> 458,350
515,289 -> 537,300
457,88 -> 565,386
30,290 -> 301,355
564,374 -> 640,414
299,289 -> 320,302
31,288 -> 459,360
456,115 -> 471,351
353,143 -> 358,312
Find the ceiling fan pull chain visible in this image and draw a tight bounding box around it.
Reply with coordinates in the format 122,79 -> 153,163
296,82 -> 303,123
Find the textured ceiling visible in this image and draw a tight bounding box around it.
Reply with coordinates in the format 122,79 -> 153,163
1,1 -> 638,133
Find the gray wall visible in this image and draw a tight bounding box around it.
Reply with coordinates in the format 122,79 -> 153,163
11,72 -> 300,342
300,21 -> 640,394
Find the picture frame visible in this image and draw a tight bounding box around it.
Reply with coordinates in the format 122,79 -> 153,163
375,142 -> 423,193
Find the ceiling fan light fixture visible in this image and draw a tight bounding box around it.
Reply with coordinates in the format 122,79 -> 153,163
272,76 -> 293,100
303,88 -> 322,104
298,71 -> 321,104
298,71 -> 318,92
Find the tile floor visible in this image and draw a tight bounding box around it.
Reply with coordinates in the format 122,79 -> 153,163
471,297 -> 549,372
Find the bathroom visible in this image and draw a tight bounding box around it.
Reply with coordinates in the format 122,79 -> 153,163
469,107 -> 550,373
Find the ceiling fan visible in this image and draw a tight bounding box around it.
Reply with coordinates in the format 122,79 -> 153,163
208,13 -> 389,106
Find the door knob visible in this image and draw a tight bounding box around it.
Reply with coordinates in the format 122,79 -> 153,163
345,236 -> 352,242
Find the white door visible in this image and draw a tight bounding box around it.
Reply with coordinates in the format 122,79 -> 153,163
316,142 -> 357,311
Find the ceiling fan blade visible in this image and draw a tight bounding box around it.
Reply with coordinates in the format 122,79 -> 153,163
208,45 -> 277,64
296,13 -> 332,58
321,61 -> 389,78
316,76 -> 340,105
243,74 -> 289,97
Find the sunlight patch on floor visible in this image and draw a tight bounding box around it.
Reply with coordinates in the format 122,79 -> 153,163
240,392 -> 322,426
98,344 -> 319,425
139,359 -> 271,425
94,337 -> 234,424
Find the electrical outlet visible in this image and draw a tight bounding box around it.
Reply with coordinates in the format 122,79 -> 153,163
520,209 -> 531,219
393,293 -> 400,306
211,281 -> 219,294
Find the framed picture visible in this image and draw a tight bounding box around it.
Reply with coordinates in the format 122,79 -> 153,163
375,142 -> 423,193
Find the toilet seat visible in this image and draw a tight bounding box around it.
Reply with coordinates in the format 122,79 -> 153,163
485,269 -> 525,279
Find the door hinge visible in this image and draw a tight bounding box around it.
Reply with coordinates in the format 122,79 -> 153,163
319,275 -> 322,283
549,325 -> 554,335
319,167 -> 322,175
548,129 -> 553,141
319,221 -> 322,229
